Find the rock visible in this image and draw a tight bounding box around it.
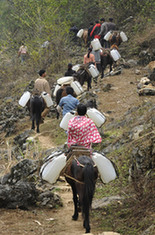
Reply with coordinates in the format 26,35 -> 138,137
37,190 -> 63,208
135,69 -> 141,75
137,77 -> 150,89
141,224 -> 155,235
138,84 -> 155,96
0,181 -> 38,209
2,159 -> 38,185
127,59 -> 137,67
92,196 -> 123,209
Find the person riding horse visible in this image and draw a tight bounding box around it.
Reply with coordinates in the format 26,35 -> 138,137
64,63 -> 76,76
64,103 -> 101,233
67,103 -> 102,149
56,86 -> 79,117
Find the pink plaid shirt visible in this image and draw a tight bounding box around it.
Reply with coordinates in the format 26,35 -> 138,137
67,116 -> 102,149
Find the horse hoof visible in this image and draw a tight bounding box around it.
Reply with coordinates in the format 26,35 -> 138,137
72,215 -> 78,221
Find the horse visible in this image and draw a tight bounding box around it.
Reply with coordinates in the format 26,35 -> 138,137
74,65 -> 92,91
100,48 -> 114,78
30,95 -> 45,133
65,154 -> 98,233
109,31 -> 122,47
82,29 -> 88,46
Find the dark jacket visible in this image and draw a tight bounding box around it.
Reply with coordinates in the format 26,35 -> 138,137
90,23 -> 101,39
65,69 -> 76,76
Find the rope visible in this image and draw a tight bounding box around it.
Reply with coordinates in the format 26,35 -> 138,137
64,173 -> 84,184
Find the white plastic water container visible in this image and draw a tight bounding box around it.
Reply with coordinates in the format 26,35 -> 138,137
57,76 -> 74,85
60,111 -> 75,130
53,84 -> 61,97
72,64 -> 80,72
91,38 -> 102,51
77,29 -> 84,38
87,108 -> 106,127
71,81 -> 84,96
88,64 -> 99,78
41,92 -> 53,107
40,153 -> 67,184
120,31 -> 128,42
104,31 -> 112,41
92,152 -> 117,183
110,49 -> 121,61
19,91 -> 31,107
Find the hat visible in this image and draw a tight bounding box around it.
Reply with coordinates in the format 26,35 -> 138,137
100,18 -> 105,22
109,18 -> 113,21
68,63 -> 72,67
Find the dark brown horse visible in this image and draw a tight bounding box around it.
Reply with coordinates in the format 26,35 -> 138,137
65,155 -> 98,233
109,31 -> 122,47
30,95 -> 45,133
100,48 -> 113,78
74,65 -> 92,91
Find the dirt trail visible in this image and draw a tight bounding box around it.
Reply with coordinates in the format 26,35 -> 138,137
0,66 -> 154,235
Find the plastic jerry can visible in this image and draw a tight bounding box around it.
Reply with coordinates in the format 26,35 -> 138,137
60,111 -> 75,130
110,49 -> 121,61
41,92 -> 53,107
53,84 -> 61,97
70,81 -> 84,96
120,31 -> 128,42
92,152 -> 117,183
91,38 -> 102,51
19,91 -> 31,107
57,76 -> 74,85
77,29 -> 84,38
72,64 -> 80,72
88,64 -> 99,78
86,108 -> 106,127
40,153 -> 67,184
104,31 -> 112,41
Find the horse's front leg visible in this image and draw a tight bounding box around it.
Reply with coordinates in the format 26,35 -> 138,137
71,184 -> 78,220
101,66 -> 104,78
87,77 -> 92,90
110,63 -> 113,72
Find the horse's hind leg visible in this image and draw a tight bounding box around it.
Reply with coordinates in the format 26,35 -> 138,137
31,116 -> 35,130
71,184 -> 79,220
83,210 -> 90,233
36,114 -> 41,133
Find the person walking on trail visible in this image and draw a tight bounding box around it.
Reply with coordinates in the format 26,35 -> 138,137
92,48 -> 101,73
106,18 -> 117,48
90,20 -> 101,40
67,103 -> 102,149
34,69 -> 51,122
87,22 -> 94,45
107,18 -> 117,31
98,18 -> 108,48
83,47 -> 96,66
57,86 -> 79,117
18,43 -> 28,63
64,63 -> 76,76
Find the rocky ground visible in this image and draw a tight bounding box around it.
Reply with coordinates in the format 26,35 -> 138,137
0,43 -> 155,234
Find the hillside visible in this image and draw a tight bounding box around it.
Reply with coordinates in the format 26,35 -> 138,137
0,4 -> 155,234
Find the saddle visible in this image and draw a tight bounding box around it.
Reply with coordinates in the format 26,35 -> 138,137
61,145 -> 92,177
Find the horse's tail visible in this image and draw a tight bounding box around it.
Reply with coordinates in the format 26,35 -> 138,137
83,163 -> 95,215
